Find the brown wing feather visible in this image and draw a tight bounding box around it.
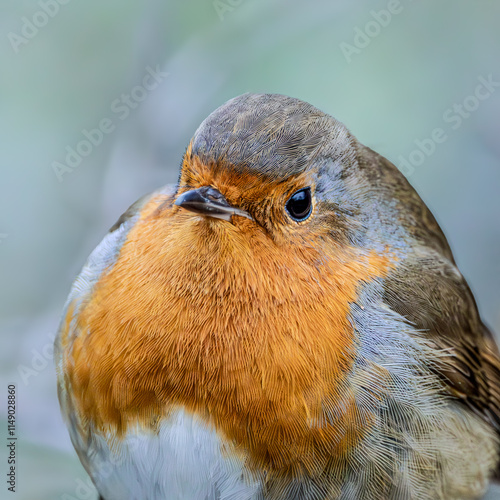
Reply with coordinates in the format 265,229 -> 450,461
383,253 -> 500,432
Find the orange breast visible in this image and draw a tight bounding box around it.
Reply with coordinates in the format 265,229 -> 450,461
64,189 -> 392,478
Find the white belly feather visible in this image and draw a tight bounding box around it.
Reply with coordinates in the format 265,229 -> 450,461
87,410 -> 262,500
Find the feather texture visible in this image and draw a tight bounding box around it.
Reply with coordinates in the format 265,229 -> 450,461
55,93 -> 500,499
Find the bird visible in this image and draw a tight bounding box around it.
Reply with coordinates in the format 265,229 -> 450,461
55,93 -> 500,500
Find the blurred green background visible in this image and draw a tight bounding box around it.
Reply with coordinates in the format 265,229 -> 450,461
1,1 -> 499,498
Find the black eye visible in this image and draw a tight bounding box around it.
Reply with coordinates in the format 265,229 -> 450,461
286,188 -> 312,222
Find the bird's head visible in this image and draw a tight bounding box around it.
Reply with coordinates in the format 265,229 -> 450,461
174,93 -> 366,250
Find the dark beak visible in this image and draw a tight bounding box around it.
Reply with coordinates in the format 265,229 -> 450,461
174,186 -> 252,222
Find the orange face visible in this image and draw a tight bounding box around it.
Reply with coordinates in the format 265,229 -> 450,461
62,149 -> 393,478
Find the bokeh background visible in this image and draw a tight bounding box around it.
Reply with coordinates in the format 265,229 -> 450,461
1,1 -> 500,498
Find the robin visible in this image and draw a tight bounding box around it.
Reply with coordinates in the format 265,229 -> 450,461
55,93 -> 500,500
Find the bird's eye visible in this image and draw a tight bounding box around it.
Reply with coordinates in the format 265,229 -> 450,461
286,188 -> 312,222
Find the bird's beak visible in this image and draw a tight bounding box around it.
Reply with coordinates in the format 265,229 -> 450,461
174,186 -> 252,222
